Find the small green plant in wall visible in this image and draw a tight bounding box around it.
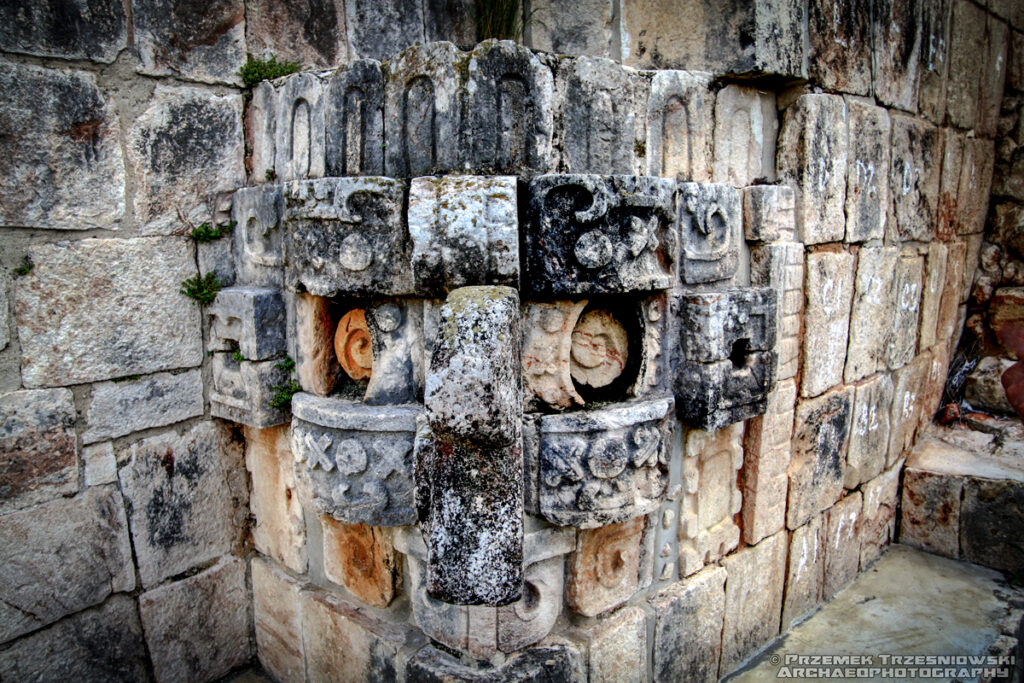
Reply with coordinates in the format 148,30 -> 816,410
190,220 -> 236,243
269,355 -> 300,409
12,260 -> 33,277
239,54 -> 301,88
180,272 -> 223,306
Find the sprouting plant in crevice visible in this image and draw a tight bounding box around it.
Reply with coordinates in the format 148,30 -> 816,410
265,168 -> 277,181
190,220 -> 236,243
179,272 -> 223,306
275,356 -> 296,373
269,355 -> 299,409
239,54 -> 301,88
231,349 -> 245,363
12,260 -> 33,277
475,0 -> 543,41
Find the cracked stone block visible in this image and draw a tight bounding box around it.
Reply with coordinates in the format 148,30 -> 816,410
576,605 -> 648,683
845,246 -> 899,382
750,243 -> 803,381
646,70 -> 714,182
782,514 -> 824,628
232,185 -> 284,288
526,0 -> 615,57
859,461 -> 901,567
649,564 -> 726,683
742,379 -> 796,545
947,0 -> 987,129
245,426 -> 306,573
901,466 -> 962,557
0,485 -> 134,643
0,62 -> 125,230
128,86 -> 244,234
777,94 -> 848,245
526,174 -> 676,294
873,0 -> 922,111
292,395 -> 418,526
294,293 -> 342,396
207,287 -> 286,361
133,0 -> 244,84
409,176 -> 519,294
406,643 -> 581,681
0,388 -> 77,514
677,182 -> 742,283
210,353 -> 291,428
15,237 -> 201,387
788,386 -> 854,529
808,0 -> 872,95
801,250 -> 854,397
677,288 -> 776,364
118,421 -> 245,588
887,353 -> 929,466
678,424 -> 744,576
464,41 -> 556,175
561,57 -> 647,175
720,531 -> 786,673
0,595 -> 147,681
0,0 -> 126,62
743,185 -> 796,243
918,0 -> 952,124
139,556 -> 251,683
384,42 -> 464,176
345,0 -> 424,60
712,86 -> 777,187
846,374 -> 894,489
274,72 -> 326,182
886,254 -> 923,371
844,99 -> 891,243
567,517 -> 645,617
252,556 -> 305,683
823,492 -> 862,599
961,477 -> 1024,574
322,518 -> 399,608
887,114 -> 941,243
538,397 -> 673,528
919,242 -> 948,351
83,370 -> 203,444
977,15 -> 1009,137
325,60 -> 385,176
956,138 -> 996,236
246,0 -> 347,68
284,177 -> 411,297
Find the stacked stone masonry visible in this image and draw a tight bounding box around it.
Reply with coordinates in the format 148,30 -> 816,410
0,0 -> 1016,681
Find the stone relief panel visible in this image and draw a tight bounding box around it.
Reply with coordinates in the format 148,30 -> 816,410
275,72 -> 326,182
210,354 -> 290,428
232,185 -> 284,288
676,182 -> 742,284
207,287 -> 286,361
325,60 -> 385,177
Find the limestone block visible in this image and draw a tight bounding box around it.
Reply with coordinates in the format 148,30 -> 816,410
246,0 -> 347,68
140,556 -> 251,683
345,0 -> 424,60
919,344 -> 950,425
918,0 -> 952,124
521,300 -> 589,410
0,268 -> 7,352
0,62 -> 125,230
965,357 -> 1016,415
742,379 -> 796,544
83,442 -> 116,486
423,0 -> 475,46
807,0 -> 872,94
743,185 -> 796,243
567,517 -> 644,617
133,0 -> 243,83
0,388 -> 77,513
844,100 -> 891,243
678,424 -> 744,576
936,241 -> 967,346
947,0 -> 987,129
887,354 -> 929,466
677,182 -> 742,284
956,138 -> 996,236
846,374 -> 894,489
649,565 -> 726,683
859,462 -> 901,567
83,370 -> 203,445
406,643 -> 581,681
961,477 -> 1024,573
675,352 -> 777,431
919,243 -> 948,350
750,242 -> 804,381
886,254 -> 924,371
292,395 -> 418,526
537,398 -> 673,528
560,57 -> 647,175
873,0 -> 922,110
464,41 -> 556,175
887,114 -> 941,243
284,177 -> 410,296
580,605 -> 648,683
324,60 -> 385,176
0,0 -> 126,62
294,293 -> 342,396
525,175 -> 676,294
621,0 -> 805,78
119,422 -> 244,587
977,15 -> 1010,137
361,300 -> 427,405
936,128 -> 964,241
207,288 -> 286,361
210,353 -> 291,428
846,246 -> 899,382
384,42 -> 464,176
526,0 -> 615,58
646,70 -> 715,182
322,519 -> 399,608
128,86 -> 244,234
273,73 -> 326,182
198,236 -> 234,286
720,532 -> 787,673
677,289 -> 776,364
0,485 -> 134,643
15,237 -> 201,387
232,185 -> 284,288
245,426 -> 306,572
712,86 -> 777,187
409,176 -> 519,294
251,556 -> 305,683
777,94 -> 848,245
781,514 -> 825,628
801,251 -> 854,397
248,81 -> 277,185
788,386 -> 854,529
0,595 -> 147,681
823,492 -> 862,599
901,467 -> 962,557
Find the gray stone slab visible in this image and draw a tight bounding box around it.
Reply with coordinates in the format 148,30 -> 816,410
887,114 -> 941,243
844,100 -> 890,243
649,565 -> 726,683
273,72 -> 326,182
962,477 -> 1024,574
83,370 -> 203,444
977,14 -> 1009,137
133,0 -> 245,85
207,287 -> 286,361
846,246 -> 899,382
0,388 -> 77,513
210,354 -> 291,429
232,185 -> 284,289
721,532 -> 787,672
885,254 -> 923,370
743,185 -> 796,243
801,251 -> 854,397
345,0 -> 424,61
325,60 -> 385,176
846,374 -> 894,489
0,0 -> 126,62
677,289 -> 777,364
918,0 -> 953,124
788,387 -> 854,529
712,86 -> 777,187
946,0 -> 987,129
807,0 -> 872,95
526,0 -> 616,58
872,0 -> 922,111
245,0 -> 347,68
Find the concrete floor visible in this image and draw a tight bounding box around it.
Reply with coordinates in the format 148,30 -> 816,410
729,545 -> 1022,682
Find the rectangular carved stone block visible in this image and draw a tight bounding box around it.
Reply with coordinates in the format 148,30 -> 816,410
284,177 -> 411,296
956,138 -> 996,236
325,60 -> 385,176
675,353 -> 777,431
888,114 -> 941,242
872,0 -> 922,111
802,251 -> 854,397
788,386 -> 854,529
232,185 -> 284,288
947,0 -> 987,130
409,176 -> 519,294
750,243 -> 804,381
885,254 -> 923,370
294,293 -> 342,396
977,15 -> 1009,138
782,514 -> 824,628
677,288 -> 777,364
646,70 -> 715,182
742,379 -> 796,545
291,394 -> 418,526
844,99 -> 891,243
567,517 -> 645,617
677,182 -> 741,284
901,466 -> 962,558
578,605 -> 649,682
526,175 -> 677,294
846,374 -> 894,489
887,353 -> 929,466
961,477 -> 1024,574
245,426 -> 306,573
649,564 -> 726,683
345,0 -> 423,61
808,0 -> 872,95
712,86 -> 777,187
211,353 -> 290,428
322,518 -> 399,608
207,287 -> 286,361
859,461 -> 901,567
275,72 -> 326,181
83,370 -> 203,445
918,0 -> 952,124
823,491 -> 862,599
252,556 -> 306,683
919,243 -> 948,351
743,185 -> 796,243
846,246 -> 899,382
720,532 -> 786,673
538,398 -> 673,528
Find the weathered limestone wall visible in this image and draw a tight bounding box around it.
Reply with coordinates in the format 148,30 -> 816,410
0,1 -> 1014,682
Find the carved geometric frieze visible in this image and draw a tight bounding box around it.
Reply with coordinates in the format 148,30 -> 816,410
676,182 -> 741,284
207,287 -> 286,361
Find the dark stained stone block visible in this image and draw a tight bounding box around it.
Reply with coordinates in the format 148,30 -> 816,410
325,60 -> 385,176
0,0 -> 126,62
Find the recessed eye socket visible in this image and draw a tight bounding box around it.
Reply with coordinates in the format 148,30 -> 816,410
568,298 -> 642,404
730,338 -> 751,369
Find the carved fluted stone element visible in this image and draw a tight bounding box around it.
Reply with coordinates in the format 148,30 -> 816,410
418,286 -> 524,606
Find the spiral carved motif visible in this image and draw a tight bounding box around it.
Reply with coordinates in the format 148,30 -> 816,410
335,309 -> 373,380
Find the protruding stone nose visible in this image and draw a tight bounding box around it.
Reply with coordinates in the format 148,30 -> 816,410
418,285 -> 524,606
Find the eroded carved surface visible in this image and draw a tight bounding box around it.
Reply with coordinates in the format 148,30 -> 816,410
210,354 -> 290,428
207,287 -> 286,361
325,60 -> 385,176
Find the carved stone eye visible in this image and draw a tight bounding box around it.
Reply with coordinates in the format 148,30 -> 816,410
335,309 -> 373,380
573,230 -> 613,269
339,233 -> 373,271
587,439 -> 628,479
570,309 -> 628,389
